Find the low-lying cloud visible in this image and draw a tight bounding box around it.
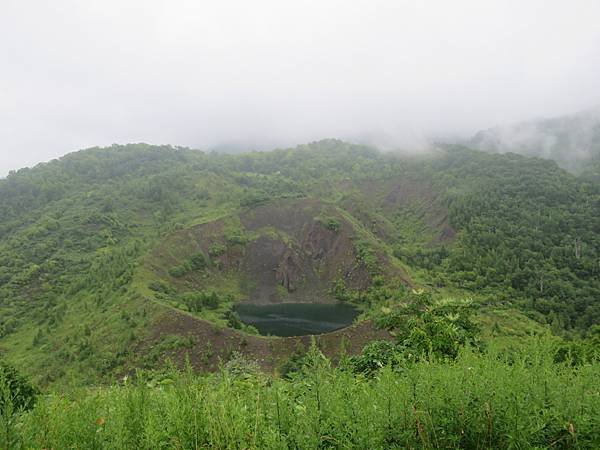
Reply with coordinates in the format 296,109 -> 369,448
2,0 -> 600,175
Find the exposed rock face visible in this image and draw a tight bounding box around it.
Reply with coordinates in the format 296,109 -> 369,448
304,221 -> 336,260
236,235 -> 309,302
147,197 -> 411,305
275,249 -> 302,292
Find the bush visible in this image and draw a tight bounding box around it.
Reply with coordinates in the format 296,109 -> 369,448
239,191 -> 269,207
178,291 -> 222,312
370,290 -> 481,363
329,278 -> 354,302
226,233 -> 248,246
354,239 -> 379,275
224,352 -> 261,379
204,291 -> 220,309
0,359 -> 38,412
349,340 -> 398,375
224,311 -> 242,330
189,252 -> 207,270
168,264 -> 189,278
148,281 -> 173,294
168,252 -> 208,278
208,243 -> 226,257
278,349 -> 309,379
318,216 -> 341,232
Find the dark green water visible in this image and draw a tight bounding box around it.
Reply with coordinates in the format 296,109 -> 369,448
234,302 -> 359,337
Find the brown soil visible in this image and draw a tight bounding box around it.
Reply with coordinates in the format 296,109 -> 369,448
239,198 -> 375,299
146,197 -> 400,304
137,307 -> 393,373
137,192 -> 438,371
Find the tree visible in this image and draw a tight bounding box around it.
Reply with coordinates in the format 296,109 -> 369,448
0,359 -> 38,412
373,290 -> 481,360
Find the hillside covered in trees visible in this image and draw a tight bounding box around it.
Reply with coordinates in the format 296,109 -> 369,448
0,141 -> 598,384
1,141 -> 599,448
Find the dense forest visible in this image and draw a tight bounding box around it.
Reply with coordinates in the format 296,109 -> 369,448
1,141 -> 599,448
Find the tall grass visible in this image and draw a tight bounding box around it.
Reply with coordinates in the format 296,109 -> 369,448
4,341 -> 600,449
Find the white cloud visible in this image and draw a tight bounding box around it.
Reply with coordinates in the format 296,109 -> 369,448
2,0 -> 600,174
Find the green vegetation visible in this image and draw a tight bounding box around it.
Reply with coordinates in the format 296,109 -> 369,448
177,291 -> 221,312
0,360 -> 38,412
168,251 -> 209,278
1,341 -> 598,449
317,216 -> 342,233
358,290 -> 481,369
353,239 -> 380,276
208,243 -> 227,257
0,140 -> 599,446
433,149 -> 600,332
1,142 -> 598,385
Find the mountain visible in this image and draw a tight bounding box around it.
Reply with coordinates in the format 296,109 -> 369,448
469,109 -> 600,173
0,140 -> 599,386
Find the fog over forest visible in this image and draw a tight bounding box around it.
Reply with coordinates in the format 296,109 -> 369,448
3,4 -> 600,446
2,0 -> 600,175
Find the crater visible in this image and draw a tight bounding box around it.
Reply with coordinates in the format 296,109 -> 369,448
143,197 -> 407,336
234,302 -> 359,337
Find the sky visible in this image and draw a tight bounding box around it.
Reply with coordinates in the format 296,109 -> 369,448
2,0 -> 600,175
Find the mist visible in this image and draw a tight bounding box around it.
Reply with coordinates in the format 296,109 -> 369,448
2,0 -> 600,175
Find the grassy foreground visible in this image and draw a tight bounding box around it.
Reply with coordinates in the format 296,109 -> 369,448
2,341 -> 599,449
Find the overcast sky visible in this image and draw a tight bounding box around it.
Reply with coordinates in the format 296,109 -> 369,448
2,0 -> 600,175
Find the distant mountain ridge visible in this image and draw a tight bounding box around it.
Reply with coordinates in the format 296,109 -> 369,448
469,109 -> 600,173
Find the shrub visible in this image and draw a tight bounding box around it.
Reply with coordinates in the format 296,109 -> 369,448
189,252 -> 207,270
168,264 -> 189,278
224,311 -> 243,330
239,191 -> 269,207
224,352 -> 261,379
226,233 -> 248,246
208,243 -> 226,257
0,359 -> 38,412
330,278 -> 353,302
354,239 -> 379,274
318,216 -> 341,232
148,281 -> 173,294
205,291 -> 220,309
373,290 -> 481,362
349,340 -> 398,375
168,252 -> 208,278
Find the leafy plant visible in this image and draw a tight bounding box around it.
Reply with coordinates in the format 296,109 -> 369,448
0,359 -> 38,412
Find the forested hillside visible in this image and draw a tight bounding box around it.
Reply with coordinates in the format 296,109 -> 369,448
470,109 -> 600,173
4,0 -> 600,446
0,141 -> 599,387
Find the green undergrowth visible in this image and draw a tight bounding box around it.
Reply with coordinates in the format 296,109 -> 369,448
2,341 -> 599,449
